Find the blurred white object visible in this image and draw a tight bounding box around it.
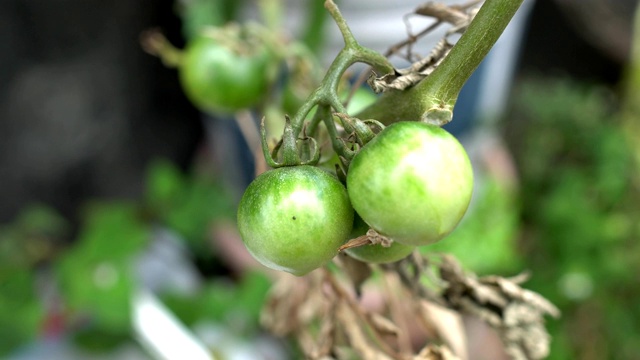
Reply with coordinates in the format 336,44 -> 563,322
132,290 -> 214,360
135,227 -> 203,295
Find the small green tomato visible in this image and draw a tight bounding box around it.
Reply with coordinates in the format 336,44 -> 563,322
237,165 -> 354,276
346,121 -> 473,246
179,33 -> 271,114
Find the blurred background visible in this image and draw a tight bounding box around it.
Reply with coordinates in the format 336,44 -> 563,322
1,0 -> 639,359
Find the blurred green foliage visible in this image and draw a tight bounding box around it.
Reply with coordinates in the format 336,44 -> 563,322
0,267 -> 44,356
144,159 -> 234,250
161,270 -> 271,336
428,175 -> 522,275
0,205 -> 67,355
56,202 -> 148,334
0,160 -> 261,356
506,78 -> 640,360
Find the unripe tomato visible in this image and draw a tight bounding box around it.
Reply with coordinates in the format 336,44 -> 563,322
237,166 -> 354,276
179,33 -> 271,114
344,214 -> 414,264
346,121 -> 473,246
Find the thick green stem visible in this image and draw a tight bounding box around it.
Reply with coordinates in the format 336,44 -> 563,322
358,0 -> 524,124
622,3 -> 640,176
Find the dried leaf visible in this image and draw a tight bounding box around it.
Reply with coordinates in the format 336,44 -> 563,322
259,228 -> 557,360
367,313 -> 400,337
309,311 -> 336,359
414,1 -> 480,35
368,40 -> 453,93
419,301 -> 467,359
335,301 -> 395,360
489,277 -> 560,318
368,0 -> 481,93
261,274 -> 306,336
414,2 -> 470,24
414,344 -> 461,360
437,255 -> 560,360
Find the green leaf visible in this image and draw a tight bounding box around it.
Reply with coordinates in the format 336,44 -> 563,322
56,254 -> 135,333
0,204 -> 68,267
72,327 -> 131,353
144,159 -> 233,248
15,203 -> 69,236
0,267 -> 44,356
76,202 -> 149,259
55,201 -> 149,333
164,178 -> 233,248
144,159 -> 186,215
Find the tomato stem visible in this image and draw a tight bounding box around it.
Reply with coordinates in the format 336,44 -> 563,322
140,30 -> 183,68
285,1 -> 393,162
622,3 -> 640,175
324,0 -> 357,48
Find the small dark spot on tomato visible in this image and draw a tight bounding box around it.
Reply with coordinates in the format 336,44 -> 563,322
292,216 -> 297,220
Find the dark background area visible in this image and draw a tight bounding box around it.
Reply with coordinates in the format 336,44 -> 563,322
0,0 -> 630,223
0,0 -> 202,224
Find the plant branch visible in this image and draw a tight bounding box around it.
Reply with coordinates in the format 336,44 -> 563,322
622,2 -> 640,178
358,0 -> 524,124
284,0 -> 394,159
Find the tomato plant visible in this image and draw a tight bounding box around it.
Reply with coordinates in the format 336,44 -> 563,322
236,165 -> 353,276
179,30 -> 272,114
347,121 -> 473,246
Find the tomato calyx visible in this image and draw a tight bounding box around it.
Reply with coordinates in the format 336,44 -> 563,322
330,113 -> 386,178
200,23 -> 270,59
334,113 -> 385,148
260,116 -> 320,168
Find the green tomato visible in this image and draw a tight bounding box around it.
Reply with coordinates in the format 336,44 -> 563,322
237,165 -> 354,276
179,34 -> 271,114
345,213 -> 414,264
346,121 -> 473,246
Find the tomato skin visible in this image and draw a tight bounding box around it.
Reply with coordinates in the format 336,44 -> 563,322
237,166 -> 354,276
345,213 -> 414,263
346,121 -> 473,246
345,242 -> 414,264
179,35 -> 270,114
